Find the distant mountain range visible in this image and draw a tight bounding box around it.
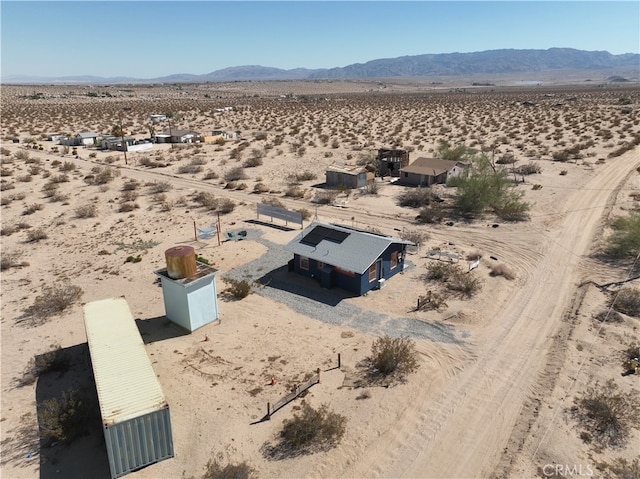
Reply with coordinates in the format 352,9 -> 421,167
3,48 -> 639,84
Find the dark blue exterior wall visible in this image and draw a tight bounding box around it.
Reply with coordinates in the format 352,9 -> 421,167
291,242 -> 407,296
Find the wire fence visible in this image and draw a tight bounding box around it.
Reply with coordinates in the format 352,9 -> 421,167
266,369 -> 321,419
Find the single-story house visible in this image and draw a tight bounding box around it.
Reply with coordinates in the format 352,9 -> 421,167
101,135 -> 136,151
399,157 -> 468,186
376,148 -> 409,177
284,222 -> 415,296
325,165 -> 374,189
63,131 -> 98,147
46,133 -> 64,142
156,129 -> 203,144
150,114 -> 167,122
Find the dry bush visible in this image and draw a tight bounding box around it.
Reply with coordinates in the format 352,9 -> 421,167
369,335 -> 419,378
121,180 -> 140,191
22,203 -> 43,215
147,180 -> 172,194
572,379 -> 640,447
224,166 -> 247,182
37,388 -> 91,446
314,191 -> 337,205
223,278 -> 251,299
489,263 -> 515,280
202,454 -> 256,479
120,190 -> 139,202
262,197 -> 285,208
284,186 -> 305,198
118,202 -> 139,213
89,166 -> 119,185
516,162 -> 542,175
416,291 -> 448,311
611,287 -> 640,317
1,252 -> 29,271
397,188 -> 436,208
75,204 -> 97,218
26,228 -> 48,242
23,283 -> 83,323
178,164 -> 204,174
17,344 -> 68,387
275,403 -> 346,454
253,182 -> 270,193
417,204 -> 446,224
400,229 -> 428,247
203,170 -> 219,180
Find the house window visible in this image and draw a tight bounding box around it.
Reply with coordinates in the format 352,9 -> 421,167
368,263 -> 377,283
390,251 -> 398,269
300,256 -> 309,271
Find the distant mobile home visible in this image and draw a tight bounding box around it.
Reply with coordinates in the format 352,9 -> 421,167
83,297 -> 174,478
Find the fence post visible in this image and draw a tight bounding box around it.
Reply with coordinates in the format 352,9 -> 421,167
267,402 -> 271,420
338,353 -> 341,369
317,367 -> 321,383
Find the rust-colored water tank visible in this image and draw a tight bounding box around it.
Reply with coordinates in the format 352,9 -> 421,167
165,245 -> 197,279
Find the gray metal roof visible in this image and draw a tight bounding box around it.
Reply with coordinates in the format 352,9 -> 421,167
284,222 -> 414,275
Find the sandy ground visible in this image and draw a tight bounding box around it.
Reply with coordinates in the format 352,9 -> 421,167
1,81 -> 639,479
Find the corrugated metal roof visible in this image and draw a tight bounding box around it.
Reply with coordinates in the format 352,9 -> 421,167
284,222 -> 414,275
83,297 -> 167,425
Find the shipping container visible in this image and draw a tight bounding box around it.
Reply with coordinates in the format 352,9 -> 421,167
83,297 -> 174,478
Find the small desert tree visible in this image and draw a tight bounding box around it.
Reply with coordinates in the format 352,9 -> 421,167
605,213 -> 640,258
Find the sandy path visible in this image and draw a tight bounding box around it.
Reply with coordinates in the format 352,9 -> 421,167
335,149 -> 639,478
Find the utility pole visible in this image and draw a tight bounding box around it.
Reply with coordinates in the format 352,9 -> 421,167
119,107 -> 130,165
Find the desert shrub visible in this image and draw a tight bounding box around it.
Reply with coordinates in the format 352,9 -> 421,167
22,203 -> 44,215
202,454 -> 256,479
621,343 -> 640,372
446,268 -> 482,297
400,229 -> 428,247
314,191 -> 337,205
223,278 -> 251,299
194,191 -> 219,210
74,204 -> 97,218
225,166 -> 247,182
369,335 -> 419,378
243,151 -> 264,168
59,161 -> 76,172
489,263 -> 515,280
90,166 -> 119,185
361,182 -> 379,195
178,164 -> 204,174
203,170 -> 219,180
605,213 -> 640,258
23,283 -> 83,322
516,162 -> 542,175
121,180 -> 139,191
572,379 -> 640,447
217,198 -> 236,214
416,291 -> 448,311
284,186 -> 305,198
425,262 -> 457,281
397,188 -> 435,208
611,287 -> 640,317
37,388 -> 90,446
18,344 -> 69,387
417,204 -> 446,223
296,208 -> 312,221
17,174 -> 33,183
601,457 -> 640,479
1,252 -> 29,271
262,197 -> 285,208
121,190 -> 139,202
594,309 -> 623,323
288,170 -> 317,182
147,180 -> 172,194
118,202 -> 139,213
253,182 -> 270,193
278,403 -> 346,453
26,228 -> 48,242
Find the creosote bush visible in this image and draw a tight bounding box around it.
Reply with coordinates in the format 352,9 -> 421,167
23,283 -> 83,323
369,335 -> 419,378
37,388 -> 90,446
75,204 -> 97,218
223,278 -> 251,299
611,287 -> 640,317
572,379 -> 640,447
278,403 -> 346,453
201,454 -> 256,479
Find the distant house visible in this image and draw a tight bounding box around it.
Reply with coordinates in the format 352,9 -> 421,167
399,157 -> 467,186
155,129 -> 203,144
46,133 -> 64,142
101,135 -> 136,151
284,222 -> 415,296
376,148 -> 410,177
149,114 -> 167,122
325,164 -> 374,189
64,131 -> 98,147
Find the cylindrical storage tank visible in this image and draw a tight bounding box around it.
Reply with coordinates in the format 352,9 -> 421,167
165,246 -> 197,279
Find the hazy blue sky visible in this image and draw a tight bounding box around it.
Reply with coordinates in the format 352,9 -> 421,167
1,1 -> 638,79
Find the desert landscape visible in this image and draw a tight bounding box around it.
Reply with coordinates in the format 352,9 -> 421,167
1,77 -> 639,479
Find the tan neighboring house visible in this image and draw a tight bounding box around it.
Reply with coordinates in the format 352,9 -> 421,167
399,157 -> 467,186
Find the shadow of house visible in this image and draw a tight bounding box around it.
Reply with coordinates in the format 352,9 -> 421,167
257,264 -> 355,307
34,343 -> 111,479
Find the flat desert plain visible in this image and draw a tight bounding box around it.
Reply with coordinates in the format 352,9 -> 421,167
1,79 -> 639,479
